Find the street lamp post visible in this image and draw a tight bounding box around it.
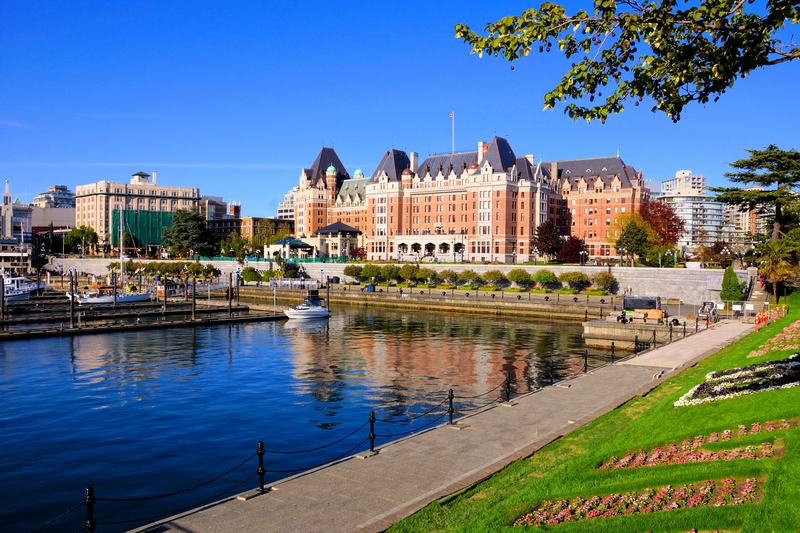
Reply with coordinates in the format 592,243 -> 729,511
532,246 -> 539,265
721,246 -> 731,268
579,249 -> 587,266
512,250 -> 516,264
619,247 -> 627,267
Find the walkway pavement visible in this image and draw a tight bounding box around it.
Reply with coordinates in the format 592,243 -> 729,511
132,319 -> 754,533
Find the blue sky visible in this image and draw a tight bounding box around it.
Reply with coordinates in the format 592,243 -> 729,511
2,1 -> 798,216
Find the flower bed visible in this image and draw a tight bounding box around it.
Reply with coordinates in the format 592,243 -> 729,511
674,354 -> 800,407
599,419 -> 790,469
514,478 -> 758,527
749,319 -> 800,357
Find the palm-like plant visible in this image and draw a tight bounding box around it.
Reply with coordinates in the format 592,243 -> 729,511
758,240 -> 799,305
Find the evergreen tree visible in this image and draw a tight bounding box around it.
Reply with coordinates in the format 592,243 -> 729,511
162,208 -> 218,257
719,266 -> 744,302
711,145 -> 800,241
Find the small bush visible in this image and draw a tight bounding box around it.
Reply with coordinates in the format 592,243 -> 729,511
534,269 -> 558,286
457,285 -> 479,290
558,271 -> 590,289
479,285 -> 501,291
507,268 -> 532,287
530,288 -> 551,293
505,287 -> 527,292
592,271 -> 616,291
556,288 -> 580,294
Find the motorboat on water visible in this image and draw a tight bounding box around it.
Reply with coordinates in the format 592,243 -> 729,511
68,284 -> 152,305
3,285 -> 29,301
1,268 -> 45,296
283,296 -> 329,319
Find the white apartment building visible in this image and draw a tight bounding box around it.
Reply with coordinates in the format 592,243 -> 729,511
660,171 -> 724,251
277,187 -> 298,220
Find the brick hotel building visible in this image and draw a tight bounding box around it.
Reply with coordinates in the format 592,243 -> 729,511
291,137 -> 650,262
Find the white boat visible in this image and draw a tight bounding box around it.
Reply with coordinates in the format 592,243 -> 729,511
3,285 -> 29,301
283,296 -> 329,319
67,210 -> 152,305
70,285 -> 152,304
1,268 -> 45,295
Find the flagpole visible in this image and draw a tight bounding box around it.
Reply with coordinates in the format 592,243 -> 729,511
451,112 -> 455,154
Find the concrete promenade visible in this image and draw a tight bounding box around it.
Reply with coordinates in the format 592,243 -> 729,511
132,320 -> 754,533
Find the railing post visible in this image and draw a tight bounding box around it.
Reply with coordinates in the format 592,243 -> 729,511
670,323 -> 673,343
503,372 -> 511,402
69,272 -> 75,329
634,334 -> 639,355
695,316 -> 699,333
653,330 -> 657,349
84,486 -> 96,533
447,389 -> 454,425
584,309 -> 588,321
368,411 -> 376,453
583,349 -> 588,373
684,321 -> 687,337
256,441 -> 266,494
611,342 -> 615,363
549,359 -> 555,384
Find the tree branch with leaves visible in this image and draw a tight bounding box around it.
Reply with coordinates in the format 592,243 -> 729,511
455,0 -> 800,122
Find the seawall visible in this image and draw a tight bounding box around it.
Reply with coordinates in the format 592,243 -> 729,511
47,258 -> 752,306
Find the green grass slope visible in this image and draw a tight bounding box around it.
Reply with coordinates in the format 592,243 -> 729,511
389,295 -> 800,533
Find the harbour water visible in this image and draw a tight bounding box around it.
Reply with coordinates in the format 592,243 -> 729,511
0,305 -> 599,532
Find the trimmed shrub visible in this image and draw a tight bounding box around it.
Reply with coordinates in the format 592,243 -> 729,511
507,268 -> 532,287
534,269 -> 558,286
558,271 -> 590,290
592,271 -> 617,291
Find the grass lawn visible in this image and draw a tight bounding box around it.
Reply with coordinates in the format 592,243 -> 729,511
388,295 -> 800,533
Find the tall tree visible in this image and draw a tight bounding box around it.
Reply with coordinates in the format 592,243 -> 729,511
711,145 -> 800,241
639,200 -> 685,245
455,1 -> 800,122
64,226 -> 98,255
615,221 -> 650,265
534,220 -> 563,262
161,208 -> 218,257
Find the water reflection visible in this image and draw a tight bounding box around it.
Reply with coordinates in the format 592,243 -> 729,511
0,304 -> 597,533
282,307 -> 592,419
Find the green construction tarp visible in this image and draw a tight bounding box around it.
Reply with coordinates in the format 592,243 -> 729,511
111,210 -> 174,247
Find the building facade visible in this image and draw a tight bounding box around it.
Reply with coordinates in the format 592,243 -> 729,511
32,185 -> 76,208
75,171 -> 201,251
277,187 -> 298,220
290,139 -> 649,262
660,171 -> 725,251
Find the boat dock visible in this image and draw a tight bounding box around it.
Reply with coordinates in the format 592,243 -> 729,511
0,289 -> 288,341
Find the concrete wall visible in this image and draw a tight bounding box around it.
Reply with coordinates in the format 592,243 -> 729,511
46,257 -> 751,306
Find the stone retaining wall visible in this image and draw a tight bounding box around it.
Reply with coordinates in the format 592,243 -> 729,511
48,257 -> 752,306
